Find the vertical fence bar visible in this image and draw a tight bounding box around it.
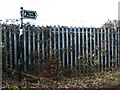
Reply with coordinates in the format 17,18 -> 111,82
44,26 -> 47,59
37,29 -> 40,64
108,28 -> 110,69
62,27 -> 65,67
70,27 -> 73,68
90,28 -> 92,67
23,26 -> 27,71
9,27 -> 12,67
4,29 -> 7,67
53,26 -> 56,57
101,28 -> 103,71
82,27 -> 84,58
13,27 -> 17,66
28,26 -> 31,65
78,28 -> 81,58
49,28 -> 52,57
104,28 -> 107,70
78,28 -> 81,71
93,28 -> 96,67
97,28 -> 100,70
111,28 -> 114,68
58,26 -> 61,62
117,28 -> 119,67
33,29 -> 35,63
86,28 -> 88,63
0,24 -> 2,87
74,27 -> 77,65
66,28 -> 69,66
18,29 -> 21,68
114,27 -> 117,68
82,27 -> 85,73
42,26 -> 45,60
118,28 -> 120,67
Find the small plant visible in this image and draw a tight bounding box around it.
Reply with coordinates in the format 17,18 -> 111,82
8,85 -> 19,90
43,57 -> 62,77
59,66 -> 80,78
76,55 -> 99,73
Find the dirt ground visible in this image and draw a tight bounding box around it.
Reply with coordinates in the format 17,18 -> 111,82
2,68 -> 120,89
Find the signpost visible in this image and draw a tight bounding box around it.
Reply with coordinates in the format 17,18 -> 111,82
20,7 -> 37,28
19,7 -> 37,82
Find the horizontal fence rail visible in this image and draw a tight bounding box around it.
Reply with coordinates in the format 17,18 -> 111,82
1,24 -> 120,72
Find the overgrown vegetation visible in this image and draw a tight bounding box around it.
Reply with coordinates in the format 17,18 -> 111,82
2,59 -> 120,89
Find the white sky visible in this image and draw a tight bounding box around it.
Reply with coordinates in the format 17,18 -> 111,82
0,0 -> 120,27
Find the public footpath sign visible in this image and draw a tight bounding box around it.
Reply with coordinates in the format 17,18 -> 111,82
20,7 -> 38,29
21,8 -> 37,19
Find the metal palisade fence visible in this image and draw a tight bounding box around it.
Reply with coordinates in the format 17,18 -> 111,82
1,24 -> 120,72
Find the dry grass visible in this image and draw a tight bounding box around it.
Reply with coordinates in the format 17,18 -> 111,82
2,67 -> 120,89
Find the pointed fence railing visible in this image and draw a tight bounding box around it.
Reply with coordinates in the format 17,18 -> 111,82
1,24 -> 120,72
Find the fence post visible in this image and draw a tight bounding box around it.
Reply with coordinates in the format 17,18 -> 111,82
53,26 -> 56,58
97,28 -> 100,71
108,28 -> 110,69
28,26 -> 31,65
93,28 -> 96,67
0,23 -> 2,89
42,26 -> 45,60
117,28 -> 119,67
37,28 -> 40,64
57,26 -> 61,63
23,26 -> 27,71
45,26 -> 49,59
104,27 -> 107,70
13,26 -> 17,66
114,27 -> 118,68
111,28 -> 114,68
86,28 -> 88,63
3,26 -> 7,67
118,28 -> 120,67
62,27 -> 65,67
18,27 -> 23,82
49,27 -> 52,57
32,27 -> 35,63
82,27 -> 85,59
78,27 -> 81,71
74,27 -> 77,66
66,27 -> 69,66
70,27 -> 73,68
78,28 -> 81,59
89,28 -> 93,69
101,28 -> 104,71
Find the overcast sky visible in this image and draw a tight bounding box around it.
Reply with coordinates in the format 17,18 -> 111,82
0,0 -> 119,27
